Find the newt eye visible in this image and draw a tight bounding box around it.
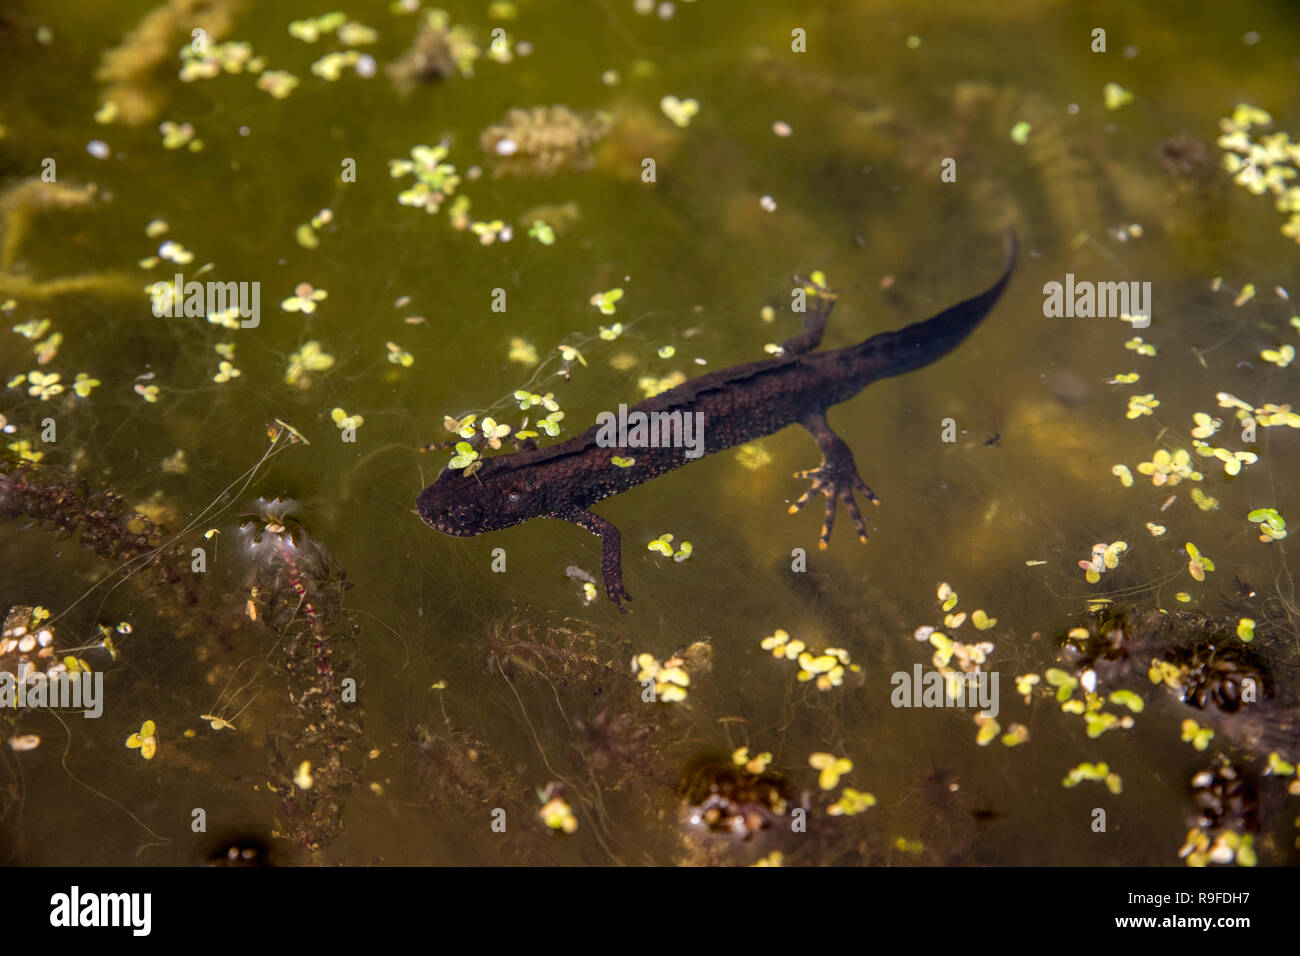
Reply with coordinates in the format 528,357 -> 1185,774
450,504 -> 478,526
506,491 -> 522,504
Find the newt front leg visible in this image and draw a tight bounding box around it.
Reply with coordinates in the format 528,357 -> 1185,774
788,409 -> 880,549
559,507 -> 633,612
781,282 -> 836,355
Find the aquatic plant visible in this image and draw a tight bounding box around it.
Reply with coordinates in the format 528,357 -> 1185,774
95,0 -> 245,124
480,105 -> 613,177
387,7 -> 483,89
679,757 -> 792,839
0,458 -> 365,854
248,508 -> 363,852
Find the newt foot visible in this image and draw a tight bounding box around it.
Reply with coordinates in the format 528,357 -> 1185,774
787,461 -> 879,549
606,576 -> 633,613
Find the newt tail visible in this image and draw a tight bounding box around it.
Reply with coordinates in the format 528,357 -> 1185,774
418,231 -> 1017,610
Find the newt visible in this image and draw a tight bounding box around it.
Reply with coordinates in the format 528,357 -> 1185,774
418,231 -> 1017,611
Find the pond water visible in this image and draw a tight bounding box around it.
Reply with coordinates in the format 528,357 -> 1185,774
0,0 -> 1297,866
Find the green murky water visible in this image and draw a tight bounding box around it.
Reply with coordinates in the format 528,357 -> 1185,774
1,0 -> 1298,866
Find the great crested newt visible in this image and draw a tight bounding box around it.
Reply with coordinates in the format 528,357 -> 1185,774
418,231 -> 1017,611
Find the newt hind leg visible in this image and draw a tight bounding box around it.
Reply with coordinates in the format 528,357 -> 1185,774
788,409 -> 879,549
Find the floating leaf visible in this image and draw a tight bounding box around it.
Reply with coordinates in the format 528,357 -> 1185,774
660,95 -> 700,128
809,752 -> 852,791
1103,82 -> 1134,110
589,288 -> 623,315
528,220 -> 556,245
1045,668 -> 1078,702
1109,690 -> 1145,713
1181,718 -> 1214,751
449,441 -> 478,470
125,720 -> 158,760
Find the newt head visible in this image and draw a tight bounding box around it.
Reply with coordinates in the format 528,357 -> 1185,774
415,459 -> 539,537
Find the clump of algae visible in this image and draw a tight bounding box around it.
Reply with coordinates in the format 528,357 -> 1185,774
480,106 -> 613,177
95,0 -> 245,125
